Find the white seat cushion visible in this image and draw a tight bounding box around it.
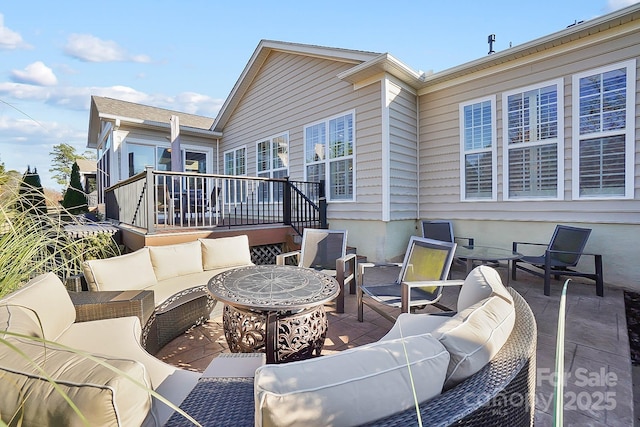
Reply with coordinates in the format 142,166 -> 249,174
0,339 -> 152,427
434,295 -> 516,389
255,333 -> 449,427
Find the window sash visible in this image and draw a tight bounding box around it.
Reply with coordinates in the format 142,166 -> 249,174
503,81 -> 562,200
572,61 -> 634,199
304,112 -> 355,201
460,98 -> 495,200
256,134 -> 289,203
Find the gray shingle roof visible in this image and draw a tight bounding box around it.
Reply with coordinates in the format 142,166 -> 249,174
92,96 -> 214,130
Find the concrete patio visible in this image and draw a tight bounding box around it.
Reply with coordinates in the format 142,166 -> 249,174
156,263 -> 633,426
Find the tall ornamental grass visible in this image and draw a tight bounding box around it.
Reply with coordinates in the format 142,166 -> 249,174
0,173 -> 120,296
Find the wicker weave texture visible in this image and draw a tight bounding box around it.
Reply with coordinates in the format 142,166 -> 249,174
163,289 -> 536,427
367,289 -> 536,427
164,377 -> 255,427
145,290 -> 216,355
70,290 -> 155,326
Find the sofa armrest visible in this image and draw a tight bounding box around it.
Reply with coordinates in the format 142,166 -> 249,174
69,290 -> 155,327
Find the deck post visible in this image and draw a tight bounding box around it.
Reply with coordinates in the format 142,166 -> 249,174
319,180 -> 327,228
146,166 -> 156,234
283,177 -> 291,226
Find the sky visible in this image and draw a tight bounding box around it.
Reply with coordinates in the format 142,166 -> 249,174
0,0 -> 638,190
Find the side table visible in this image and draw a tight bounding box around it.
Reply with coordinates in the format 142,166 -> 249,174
165,353 -> 265,427
69,290 -> 155,346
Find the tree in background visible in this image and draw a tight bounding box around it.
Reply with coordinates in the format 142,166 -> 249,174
17,166 -> 47,216
49,143 -> 95,188
61,162 -> 88,214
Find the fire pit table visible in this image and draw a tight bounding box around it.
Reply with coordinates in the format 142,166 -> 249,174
207,265 -> 339,364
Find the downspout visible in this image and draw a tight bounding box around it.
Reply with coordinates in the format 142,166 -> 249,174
416,93 -> 420,221
216,138 -> 220,174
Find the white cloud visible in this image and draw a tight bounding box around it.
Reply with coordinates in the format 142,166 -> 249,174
11,61 -> 58,86
64,33 -> 151,63
170,92 -> 225,116
0,82 -> 222,117
0,14 -> 31,50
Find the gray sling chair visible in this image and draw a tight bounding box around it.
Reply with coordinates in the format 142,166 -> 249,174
276,229 -> 357,313
511,224 -> 604,296
421,219 -> 475,271
357,236 -> 457,323
420,219 -> 474,247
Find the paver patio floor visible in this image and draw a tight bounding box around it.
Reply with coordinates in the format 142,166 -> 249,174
156,263 -> 633,426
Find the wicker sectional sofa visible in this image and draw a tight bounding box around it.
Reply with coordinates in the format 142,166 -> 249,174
167,266 -> 537,426
81,235 -> 254,353
0,272 -> 199,426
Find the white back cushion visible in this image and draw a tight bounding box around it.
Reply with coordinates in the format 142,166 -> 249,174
199,235 -> 252,270
83,247 -> 157,291
0,273 -> 76,340
255,333 -> 449,427
148,241 -> 203,281
434,295 -> 515,389
457,265 -> 512,312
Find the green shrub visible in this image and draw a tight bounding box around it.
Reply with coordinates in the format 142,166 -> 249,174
61,162 -> 88,215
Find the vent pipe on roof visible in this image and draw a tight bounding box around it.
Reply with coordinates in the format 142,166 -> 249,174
488,34 -> 496,54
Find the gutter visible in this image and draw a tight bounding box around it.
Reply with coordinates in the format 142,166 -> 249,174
99,113 -> 222,138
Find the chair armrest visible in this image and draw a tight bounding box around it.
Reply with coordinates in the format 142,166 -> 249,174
401,280 -> 465,289
336,253 -> 358,293
454,236 -> 475,247
358,262 -> 401,287
512,241 -> 548,251
399,280 -> 464,313
276,250 -> 300,266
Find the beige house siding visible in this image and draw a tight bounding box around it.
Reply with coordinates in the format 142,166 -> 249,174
219,50 -> 385,222
388,79 -> 419,221
417,25 -> 640,288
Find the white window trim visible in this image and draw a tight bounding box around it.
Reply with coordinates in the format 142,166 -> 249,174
125,138 -> 213,174
255,131 -> 289,177
501,78 -> 565,201
303,110 -> 356,203
571,59 -> 636,200
459,95 -> 497,202
223,145 -> 247,176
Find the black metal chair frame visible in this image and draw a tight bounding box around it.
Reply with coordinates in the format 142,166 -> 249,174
511,225 -> 603,297
420,219 -> 475,246
276,229 -> 357,314
358,236 -> 457,323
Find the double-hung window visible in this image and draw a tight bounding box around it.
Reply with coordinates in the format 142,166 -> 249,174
572,60 -> 636,199
257,133 -> 289,202
459,97 -> 496,200
503,80 -> 563,200
223,147 -> 246,203
304,111 -> 355,201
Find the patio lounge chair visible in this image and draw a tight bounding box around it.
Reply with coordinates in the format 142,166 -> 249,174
511,224 -> 604,296
276,229 -> 357,313
357,236 -> 457,322
420,219 -> 474,247
421,219 -> 475,270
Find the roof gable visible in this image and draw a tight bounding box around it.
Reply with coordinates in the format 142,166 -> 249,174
211,40 -> 381,132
